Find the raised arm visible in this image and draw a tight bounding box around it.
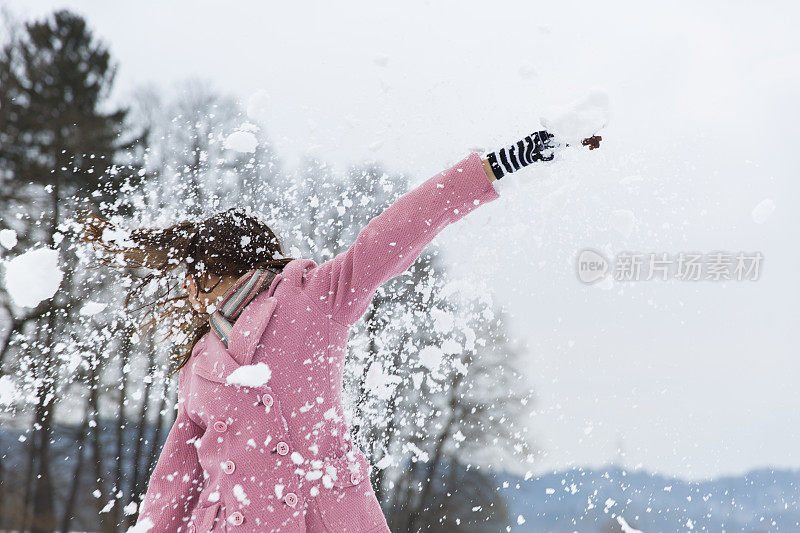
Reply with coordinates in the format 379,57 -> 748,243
135,370 -> 203,533
300,151 -> 500,326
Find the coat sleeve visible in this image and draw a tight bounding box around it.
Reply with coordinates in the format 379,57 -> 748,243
134,370 -> 204,533
300,151 -> 500,326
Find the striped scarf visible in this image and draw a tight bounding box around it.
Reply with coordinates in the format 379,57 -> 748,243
209,267 -> 280,349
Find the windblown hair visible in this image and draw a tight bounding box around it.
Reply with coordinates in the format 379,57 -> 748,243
79,207 -> 293,374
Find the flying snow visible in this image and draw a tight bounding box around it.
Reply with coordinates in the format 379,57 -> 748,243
2,247 -> 63,308
100,226 -> 136,248
364,363 -> 400,401
430,307 -> 454,333
417,345 -> 445,371
541,89 -> 611,144
125,517 -> 153,533
375,455 -> 392,470
0,228 -> 17,250
232,484 -> 250,506
617,516 -> 643,533
224,130 -> 259,153
79,301 -> 108,316
0,375 -> 18,406
441,338 -> 462,355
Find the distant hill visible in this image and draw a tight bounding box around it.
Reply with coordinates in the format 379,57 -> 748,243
496,465 -> 800,532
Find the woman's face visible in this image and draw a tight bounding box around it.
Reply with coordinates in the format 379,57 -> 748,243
183,270 -> 229,313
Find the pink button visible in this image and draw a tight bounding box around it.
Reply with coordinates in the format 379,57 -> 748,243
284,492 -> 298,507
188,524 -> 196,533
213,420 -> 227,432
276,441 -> 290,455
350,472 -> 362,485
261,393 -> 274,407
229,511 -> 244,526
222,460 -> 235,474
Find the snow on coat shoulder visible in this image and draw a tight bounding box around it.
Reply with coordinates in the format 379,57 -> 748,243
226,361 -> 271,387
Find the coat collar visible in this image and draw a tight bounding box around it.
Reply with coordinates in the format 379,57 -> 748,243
190,274 -> 281,384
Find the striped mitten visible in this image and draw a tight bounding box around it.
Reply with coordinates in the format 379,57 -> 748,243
484,130 -> 557,180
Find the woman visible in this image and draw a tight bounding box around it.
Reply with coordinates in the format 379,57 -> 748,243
84,130 -> 576,533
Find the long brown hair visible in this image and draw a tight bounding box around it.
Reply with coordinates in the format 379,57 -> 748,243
79,207 -> 293,375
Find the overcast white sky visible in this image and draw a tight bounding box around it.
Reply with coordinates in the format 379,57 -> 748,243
4,0 -> 799,480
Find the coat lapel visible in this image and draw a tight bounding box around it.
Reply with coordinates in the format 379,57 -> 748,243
190,289 -> 279,384
190,333 -> 240,384
228,292 -> 278,366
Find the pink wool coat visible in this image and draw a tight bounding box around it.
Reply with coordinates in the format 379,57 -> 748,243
134,152 -> 500,532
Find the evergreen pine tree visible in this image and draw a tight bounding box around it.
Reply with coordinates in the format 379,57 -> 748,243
0,10 -> 135,533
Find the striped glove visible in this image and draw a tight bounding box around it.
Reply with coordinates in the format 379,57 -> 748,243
484,130 -> 557,181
